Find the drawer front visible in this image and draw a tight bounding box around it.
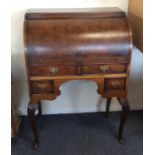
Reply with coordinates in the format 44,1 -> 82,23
30,65 -> 76,76
104,78 -> 126,91
82,64 -> 127,74
31,81 -> 54,94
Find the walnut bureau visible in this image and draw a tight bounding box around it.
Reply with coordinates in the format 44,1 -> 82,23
24,8 -> 132,150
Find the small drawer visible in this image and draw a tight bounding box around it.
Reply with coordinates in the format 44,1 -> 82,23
30,65 -> 76,76
104,78 -> 126,91
31,81 -> 54,94
82,64 -> 127,74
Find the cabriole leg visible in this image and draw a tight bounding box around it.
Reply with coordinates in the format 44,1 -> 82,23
105,97 -> 112,118
38,101 -> 42,117
27,103 -> 39,150
117,98 -> 130,144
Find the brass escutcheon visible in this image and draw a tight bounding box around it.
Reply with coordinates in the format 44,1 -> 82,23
49,67 -> 58,75
111,81 -> 120,88
38,84 -> 47,91
100,65 -> 109,72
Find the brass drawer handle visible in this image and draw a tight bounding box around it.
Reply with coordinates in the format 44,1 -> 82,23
111,81 -> 120,88
38,84 -> 47,91
100,65 -> 109,72
49,67 -> 58,75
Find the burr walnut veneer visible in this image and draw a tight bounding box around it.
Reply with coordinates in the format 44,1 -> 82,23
24,8 -> 132,150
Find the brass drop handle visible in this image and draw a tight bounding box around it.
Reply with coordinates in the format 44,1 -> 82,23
49,67 -> 58,75
111,81 -> 120,88
38,84 -> 47,91
100,65 -> 109,72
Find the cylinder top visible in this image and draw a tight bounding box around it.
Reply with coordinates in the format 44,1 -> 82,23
24,8 -> 132,65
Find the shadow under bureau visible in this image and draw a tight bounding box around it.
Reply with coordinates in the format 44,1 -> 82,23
24,7 -> 132,150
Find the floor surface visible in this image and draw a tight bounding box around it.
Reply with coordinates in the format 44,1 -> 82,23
12,111 -> 143,155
